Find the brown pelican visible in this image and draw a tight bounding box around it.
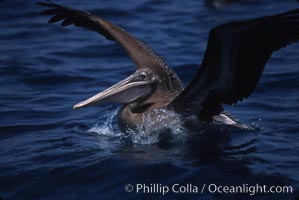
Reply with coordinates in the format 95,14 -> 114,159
39,1 -> 299,132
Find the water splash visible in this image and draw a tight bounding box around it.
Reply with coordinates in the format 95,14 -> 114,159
128,108 -> 186,144
251,118 -> 262,130
89,108 -> 186,144
88,108 -> 122,137
88,107 -> 258,144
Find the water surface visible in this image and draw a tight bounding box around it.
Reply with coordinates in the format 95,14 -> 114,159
0,0 -> 299,199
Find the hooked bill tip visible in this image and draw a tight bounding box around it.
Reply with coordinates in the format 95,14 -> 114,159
73,104 -> 81,110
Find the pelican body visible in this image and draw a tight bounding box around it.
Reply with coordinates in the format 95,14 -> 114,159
39,2 -> 299,132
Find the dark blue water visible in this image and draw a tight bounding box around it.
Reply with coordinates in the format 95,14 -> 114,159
1,0 -> 299,199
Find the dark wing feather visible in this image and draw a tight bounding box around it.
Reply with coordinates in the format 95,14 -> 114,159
37,1 -> 183,92
170,8 -> 299,119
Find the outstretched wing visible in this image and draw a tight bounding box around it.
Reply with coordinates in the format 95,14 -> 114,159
37,1 -> 183,92
170,8 -> 299,119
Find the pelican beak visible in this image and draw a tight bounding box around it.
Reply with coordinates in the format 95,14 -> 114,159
73,74 -> 152,109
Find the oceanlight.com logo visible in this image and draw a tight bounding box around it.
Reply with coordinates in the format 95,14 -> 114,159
124,183 -> 293,196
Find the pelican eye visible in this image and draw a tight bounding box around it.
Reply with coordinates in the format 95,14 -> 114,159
140,72 -> 146,79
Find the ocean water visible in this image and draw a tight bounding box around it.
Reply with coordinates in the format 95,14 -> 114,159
0,0 -> 299,199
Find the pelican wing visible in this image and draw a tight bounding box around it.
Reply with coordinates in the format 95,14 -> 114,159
38,1 -> 183,91
170,8 -> 299,119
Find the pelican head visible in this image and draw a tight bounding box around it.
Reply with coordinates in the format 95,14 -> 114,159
73,68 -> 159,109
